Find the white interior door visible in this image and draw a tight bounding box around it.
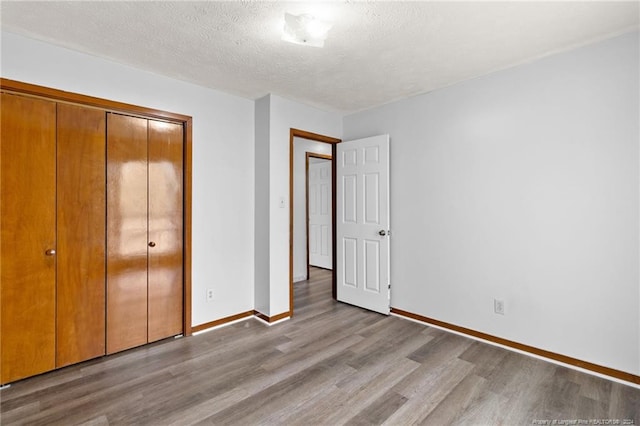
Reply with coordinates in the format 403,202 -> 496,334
336,134 -> 390,314
308,158 -> 332,269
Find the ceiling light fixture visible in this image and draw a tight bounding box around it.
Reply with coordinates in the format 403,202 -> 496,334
282,13 -> 332,48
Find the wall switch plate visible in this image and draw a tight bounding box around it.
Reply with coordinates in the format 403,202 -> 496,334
494,299 -> 505,315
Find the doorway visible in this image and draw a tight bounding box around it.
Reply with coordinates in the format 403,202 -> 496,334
306,153 -> 332,276
289,129 -> 341,315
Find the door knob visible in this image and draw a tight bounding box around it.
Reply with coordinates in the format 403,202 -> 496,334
148,241 -> 156,247
45,249 -> 56,256
378,230 -> 386,236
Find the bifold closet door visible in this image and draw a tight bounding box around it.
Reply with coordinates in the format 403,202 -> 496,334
107,113 -> 149,354
107,114 -> 184,354
147,120 -> 183,342
56,104 -> 106,367
1,93 -> 57,384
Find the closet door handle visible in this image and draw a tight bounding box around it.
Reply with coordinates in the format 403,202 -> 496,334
148,242 -> 156,247
45,249 -> 56,256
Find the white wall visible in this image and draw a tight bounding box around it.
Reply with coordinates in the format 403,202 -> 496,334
254,96 -> 271,314
293,137 -> 332,282
343,32 -> 640,375
255,94 -> 342,316
1,31 -> 256,327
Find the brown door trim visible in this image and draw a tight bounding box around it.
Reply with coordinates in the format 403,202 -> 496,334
0,78 -> 191,122
289,128 -> 341,316
0,78 -> 193,338
305,152 -> 333,279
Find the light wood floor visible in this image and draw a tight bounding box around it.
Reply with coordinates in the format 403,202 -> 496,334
1,267 -> 638,425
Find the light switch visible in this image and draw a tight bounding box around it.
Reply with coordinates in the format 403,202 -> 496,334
279,197 -> 286,208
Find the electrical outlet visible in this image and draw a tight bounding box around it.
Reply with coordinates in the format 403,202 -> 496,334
494,299 -> 505,315
206,289 -> 214,302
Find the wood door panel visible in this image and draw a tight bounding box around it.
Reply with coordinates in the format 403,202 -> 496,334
1,93 -> 57,384
147,120 -> 183,342
106,113 -> 149,354
56,104 -> 106,367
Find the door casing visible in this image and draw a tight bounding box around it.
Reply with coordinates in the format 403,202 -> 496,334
289,129 -> 341,315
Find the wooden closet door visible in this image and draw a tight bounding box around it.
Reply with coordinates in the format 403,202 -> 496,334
56,104 -> 106,367
1,93 -> 57,384
147,120 -> 184,342
106,113 -> 149,354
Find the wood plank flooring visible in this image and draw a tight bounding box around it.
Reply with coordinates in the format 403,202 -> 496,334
1,267 -> 639,425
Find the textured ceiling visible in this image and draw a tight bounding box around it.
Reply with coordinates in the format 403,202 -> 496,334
1,1 -> 638,113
